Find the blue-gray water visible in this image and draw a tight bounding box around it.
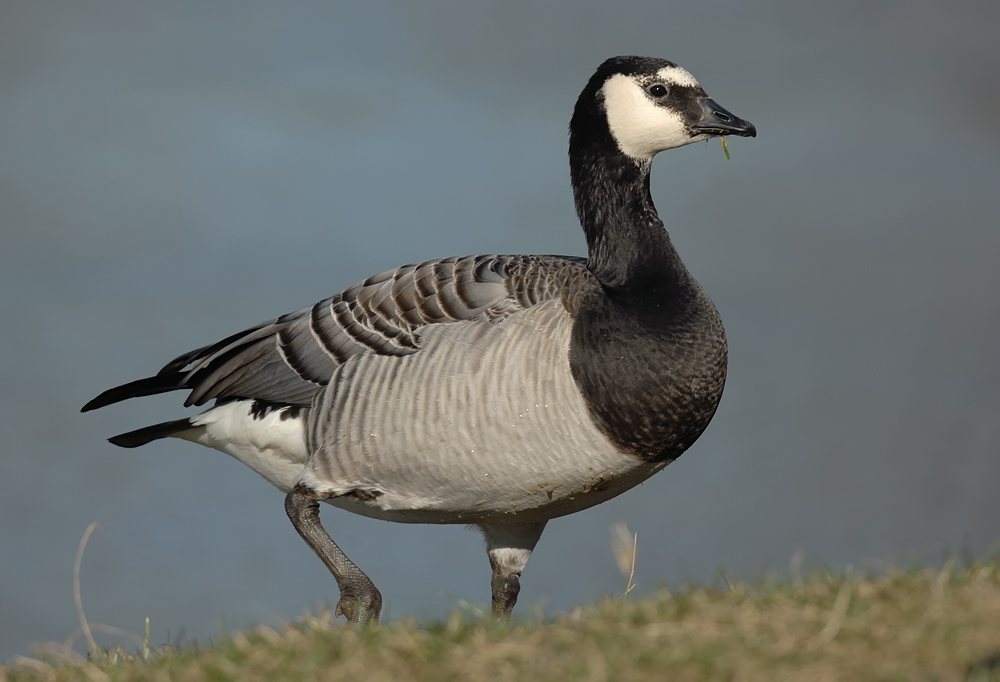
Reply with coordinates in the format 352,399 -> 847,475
2,0 -> 998,662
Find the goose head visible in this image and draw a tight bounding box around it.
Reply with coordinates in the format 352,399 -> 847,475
571,56 -> 756,163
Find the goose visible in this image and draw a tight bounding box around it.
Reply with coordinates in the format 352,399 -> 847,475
83,55 -> 756,624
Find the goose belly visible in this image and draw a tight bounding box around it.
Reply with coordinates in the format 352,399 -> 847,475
297,300 -> 663,524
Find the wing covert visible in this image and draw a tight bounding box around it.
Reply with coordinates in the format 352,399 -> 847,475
83,254 -> 589,411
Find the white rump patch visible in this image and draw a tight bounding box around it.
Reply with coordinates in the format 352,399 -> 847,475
177,400 -> 309,491
601,73 -> 698,160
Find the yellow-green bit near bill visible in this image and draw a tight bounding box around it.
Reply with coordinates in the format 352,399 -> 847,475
721,137 -> 730,160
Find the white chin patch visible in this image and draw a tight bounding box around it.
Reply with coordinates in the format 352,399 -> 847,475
601,72 -> 697,160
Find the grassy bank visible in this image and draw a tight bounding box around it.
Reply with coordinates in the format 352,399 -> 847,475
5,561 -> 1000,682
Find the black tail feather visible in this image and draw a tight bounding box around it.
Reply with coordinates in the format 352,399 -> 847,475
108,418 -> 194,448
81,372 -> 187,412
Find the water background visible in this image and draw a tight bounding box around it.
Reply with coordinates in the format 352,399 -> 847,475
2,0 -> 998,661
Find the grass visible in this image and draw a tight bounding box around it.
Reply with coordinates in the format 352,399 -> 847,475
5,559 -> 1000,682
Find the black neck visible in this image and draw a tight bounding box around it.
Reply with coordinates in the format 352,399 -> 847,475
569,147 -> 690,295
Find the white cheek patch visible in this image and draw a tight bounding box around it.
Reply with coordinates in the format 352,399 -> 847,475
601,73 -> 693,160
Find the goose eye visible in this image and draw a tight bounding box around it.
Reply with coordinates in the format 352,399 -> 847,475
647,84 -> 668,98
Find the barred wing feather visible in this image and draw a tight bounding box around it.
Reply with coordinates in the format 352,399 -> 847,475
82,254 -> 588,412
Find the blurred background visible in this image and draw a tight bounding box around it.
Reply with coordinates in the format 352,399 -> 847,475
2,0 -> 998,662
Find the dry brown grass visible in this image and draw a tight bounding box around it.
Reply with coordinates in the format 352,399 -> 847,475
5,560 -> 1000,682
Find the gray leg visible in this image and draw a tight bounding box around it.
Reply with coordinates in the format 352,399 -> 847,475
479,522 -> 547,620
285,490 -> 382,624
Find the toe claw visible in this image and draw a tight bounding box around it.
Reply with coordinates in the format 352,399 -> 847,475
336,587 -> 382,624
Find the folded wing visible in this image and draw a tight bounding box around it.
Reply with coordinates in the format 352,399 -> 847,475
82,255 -> 588,412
